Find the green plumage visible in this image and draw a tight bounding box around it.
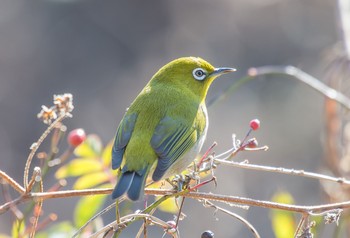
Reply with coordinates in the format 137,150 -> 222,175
112,57 -> 235,200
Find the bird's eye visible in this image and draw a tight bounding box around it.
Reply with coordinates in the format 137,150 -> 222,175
192,68 -> 206,81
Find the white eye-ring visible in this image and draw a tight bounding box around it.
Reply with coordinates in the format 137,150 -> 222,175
192,68 -> 207,81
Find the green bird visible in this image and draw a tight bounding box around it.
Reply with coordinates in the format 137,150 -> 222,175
112,57 -> 235,201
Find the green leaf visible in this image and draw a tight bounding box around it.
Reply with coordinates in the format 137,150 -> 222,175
73,172 -> 110,189
74,194 -> 107,228
55,159 -> 103,179
271,191 -> 296,238
74,134 -> 103,158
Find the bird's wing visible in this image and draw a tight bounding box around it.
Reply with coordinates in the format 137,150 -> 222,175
150,116 -> 198,181
112,113 -> 138,170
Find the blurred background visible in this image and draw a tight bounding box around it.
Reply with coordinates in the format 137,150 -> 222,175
0,0 -> 346,237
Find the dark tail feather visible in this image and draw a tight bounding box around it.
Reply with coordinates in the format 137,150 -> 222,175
112,168 -> 148,201
112,171 -> 135,199
127,171 -> 147,201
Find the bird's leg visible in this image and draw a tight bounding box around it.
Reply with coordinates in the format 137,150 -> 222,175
165,178 -> 178,189
116,199 -> 121,224
172,175 -> 189,191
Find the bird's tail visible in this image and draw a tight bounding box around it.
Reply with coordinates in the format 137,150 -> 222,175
112,167 -> 148,201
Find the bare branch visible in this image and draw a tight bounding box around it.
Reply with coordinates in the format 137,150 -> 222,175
89,213 -> 179,238
214,159 -> 350,186
145,189 -> 350,214
0,170 -> 25,194
201,200 -> 261,238
248,66 -> 350,110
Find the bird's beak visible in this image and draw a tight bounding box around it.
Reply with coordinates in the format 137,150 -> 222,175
210,67 -> 236,77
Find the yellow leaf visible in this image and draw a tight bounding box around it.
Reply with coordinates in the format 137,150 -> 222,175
157,196 -> 178,214
74,195 -> 107,228
55,159 -> 103,179
74,134 -> 103,158
271,191 -> 296,238
36,221 -> 75,238
73,172 -> 110,189
11,220 -> 25,238
102,141 -> 113,166
0,234 -> 11,238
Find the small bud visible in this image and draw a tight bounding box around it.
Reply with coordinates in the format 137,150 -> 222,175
201,230 -> 214,238
249,119 -> 260,131
165,220 -> 177,234
246,138 -> 258,148
167,220 -> 176,228
67,128 -> 86,147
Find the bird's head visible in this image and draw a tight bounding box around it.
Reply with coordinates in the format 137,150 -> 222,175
150,57 -> 236,101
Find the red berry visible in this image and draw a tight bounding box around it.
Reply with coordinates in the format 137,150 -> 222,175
249,119 -> 260,131
67,128 -> 86,147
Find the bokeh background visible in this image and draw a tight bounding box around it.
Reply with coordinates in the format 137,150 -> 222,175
0,0 -> 343,237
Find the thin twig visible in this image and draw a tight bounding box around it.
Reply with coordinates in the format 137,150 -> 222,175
338,0 -> 350,59
24,114 -> 67,189
145,189 -> 350,214
0,170 -> 25,194
202,200 -> 261,238
294,214 -> 306,238
26,167 -> 41,193
1,181 -> 23,219
0,188 -> 112,214
29,169 -> 43,238
72,202 -> 117,238
89,213 -> 178,238
249,66 -> 350,109
214,159 -> 350,186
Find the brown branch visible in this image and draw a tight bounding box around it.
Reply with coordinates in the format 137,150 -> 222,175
0,170 -> 25,194
1,187 -> 347,215
145,189 -> 350,214
214,159 -> 350,186
1,180 -> 23,219
0,188 -> 111,214
26,167 -> 41,193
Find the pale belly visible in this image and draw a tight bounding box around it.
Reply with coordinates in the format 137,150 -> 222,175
160,104 -> 209,179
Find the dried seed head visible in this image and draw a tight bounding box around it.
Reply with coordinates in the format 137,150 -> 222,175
54,93 -> 74,115
37,105 -> 57,125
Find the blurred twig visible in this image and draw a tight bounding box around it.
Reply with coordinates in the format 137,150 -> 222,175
29,168 -> 43,238
338,0 -> 350,59
209,65 -> 350,110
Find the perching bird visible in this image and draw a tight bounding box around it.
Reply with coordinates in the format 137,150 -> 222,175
111,57 -> 235,201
